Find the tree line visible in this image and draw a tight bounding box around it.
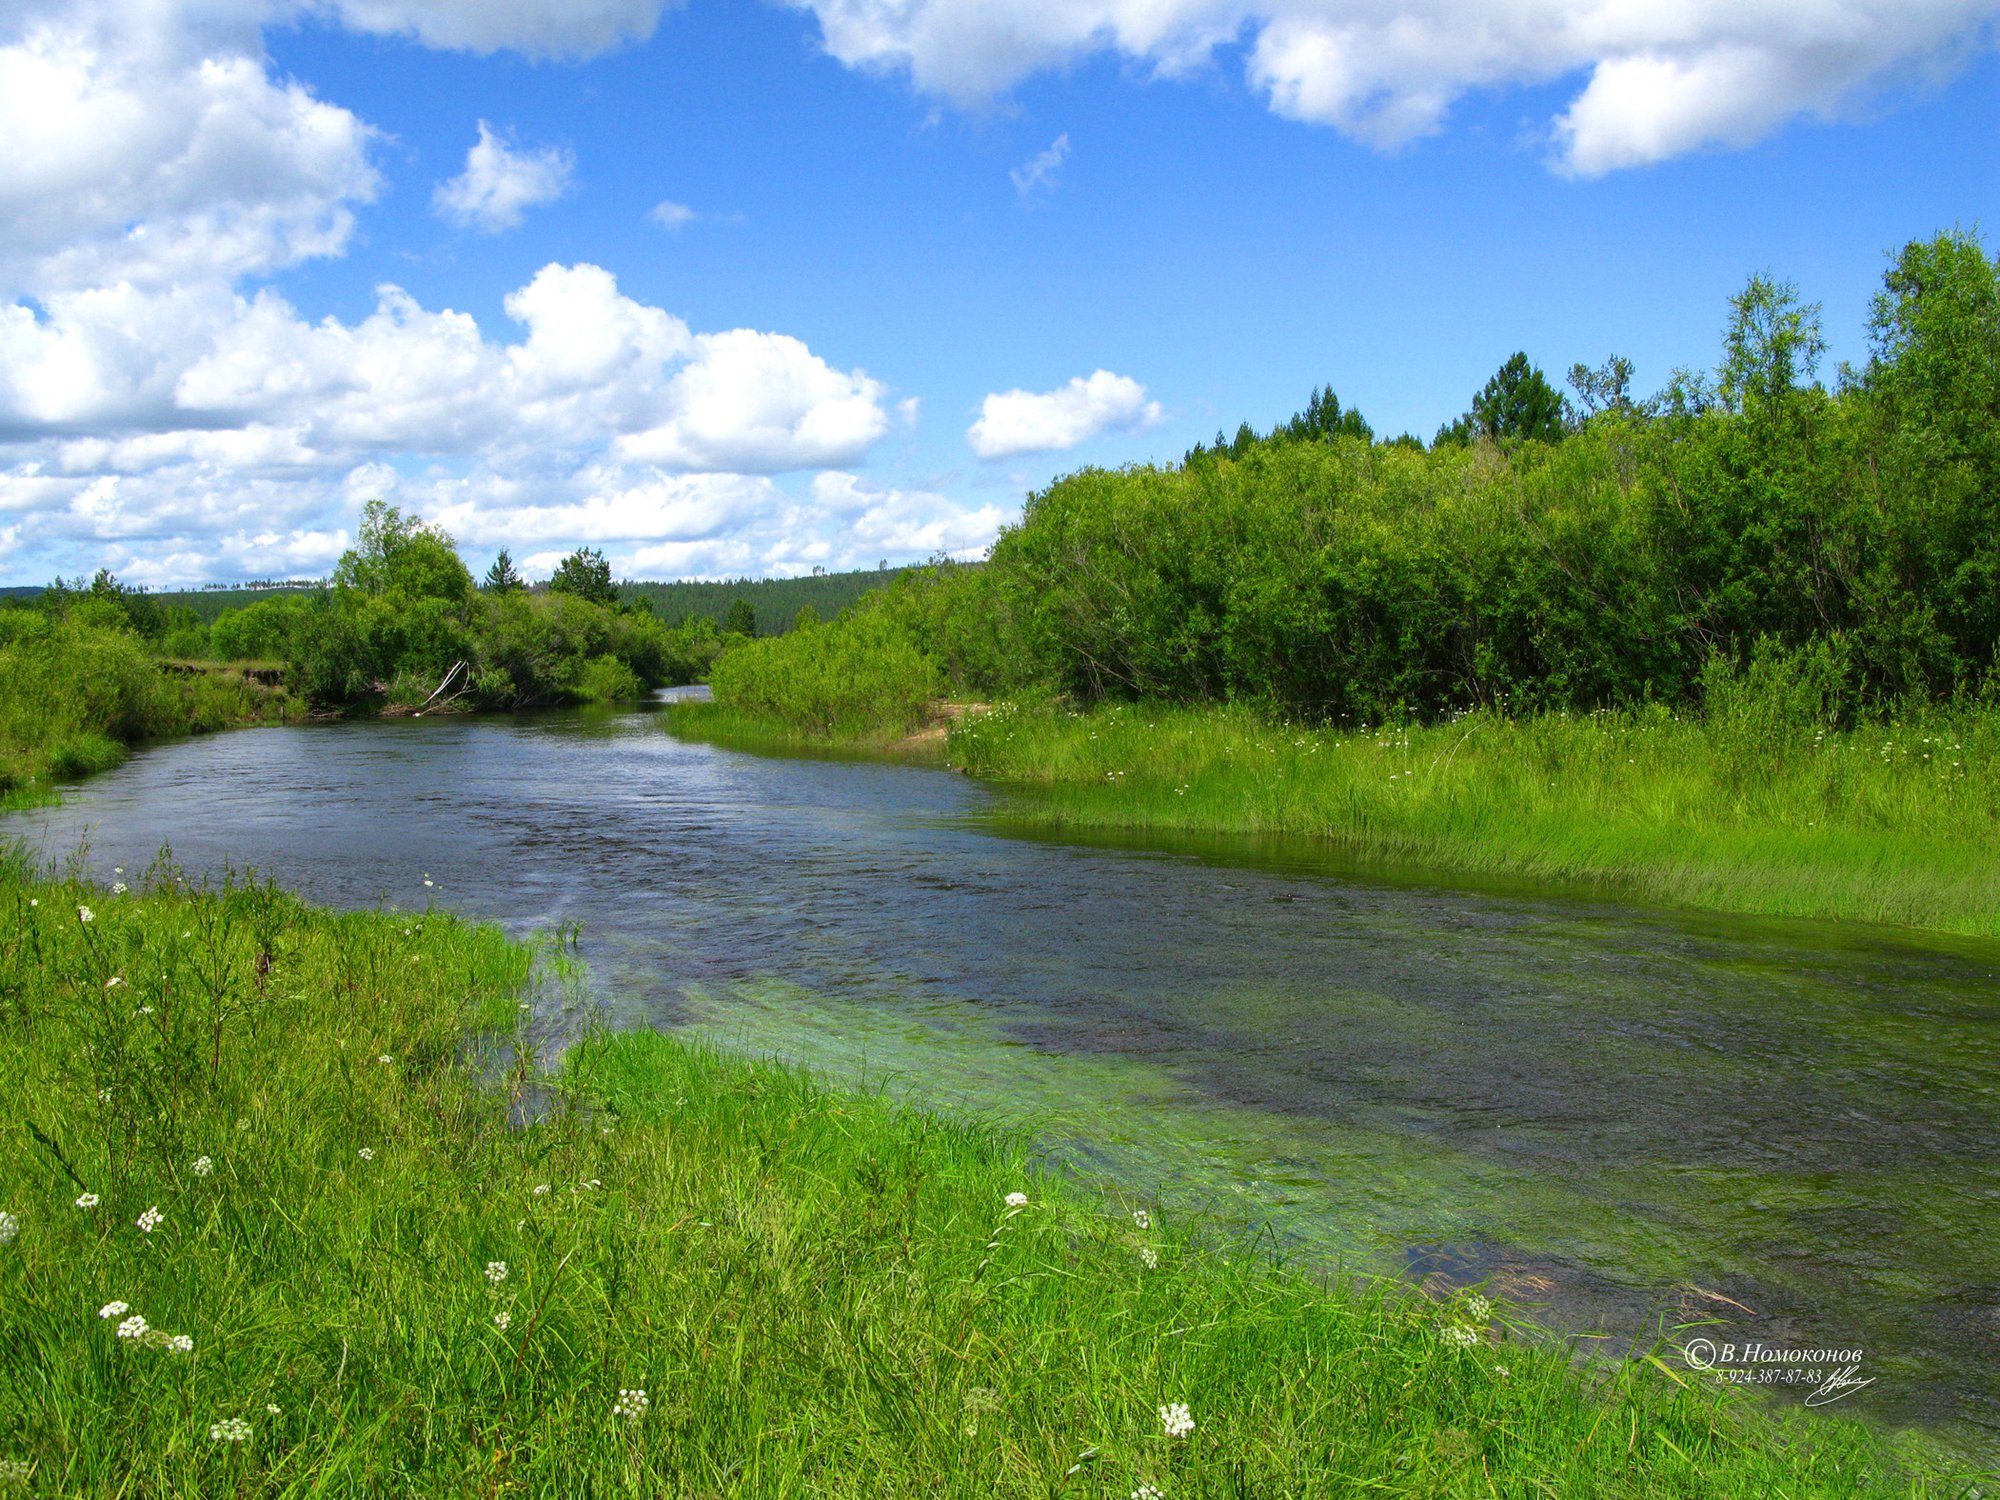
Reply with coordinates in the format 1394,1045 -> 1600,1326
716,228 -> 2000,733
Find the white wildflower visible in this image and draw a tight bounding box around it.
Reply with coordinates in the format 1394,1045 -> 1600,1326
484,1261 -> 508,1284
192,1156 -> 213,1178
135,1205 -> 163,1233
1004,1192 -> 1028,1209
77,906 -> 94,924
1462,1294 -> 1492,1322
168,1334 -> 194,1354
116,1314 -> 148,1340
110,882 -> 127,895
1133,1487 -> 1164,1500
1493,1364 -> 1510,1378
1139,1245 -> 1159,1270
265,1404 -> 281,1415
531,1183 -> 550,1197
105,976 -> 125,990
97,1089 -> 111,1103
613,1388 -> 649,1421
0,1457 -> 30,1484
208,1417 -> 251,1443
1441,1324 -> 1479,1349
75,1192 -> 99,1209
0,1212 -> 16,1245
1131,1208 -> 1151,1230
493,1310 -> 512,1332
137,1005 -> 154,1016
357,1147 -> 375,1161
1159,1402 -> 1194,1439
377,1054 -> 392,1064
98,1301 -> 129,1320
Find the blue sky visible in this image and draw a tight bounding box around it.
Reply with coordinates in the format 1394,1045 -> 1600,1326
2,0 -> 1996,585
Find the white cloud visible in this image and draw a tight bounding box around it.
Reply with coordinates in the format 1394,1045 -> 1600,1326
0,263 -> 886,475
0,261 -> 912,580
1010,132 -> 1070,198
786,0 -> 2000,173
0,16 -> 379,298
313,0 -> 681,60
967,369 -> 1160,459
433,121 -> 574,232
811,472 -> 1004,560
649,199 -> 698,230
615,329 -> 889,472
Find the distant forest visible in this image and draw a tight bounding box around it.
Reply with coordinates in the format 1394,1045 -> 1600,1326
3,566 -> 910,637
615,567 -> 909,636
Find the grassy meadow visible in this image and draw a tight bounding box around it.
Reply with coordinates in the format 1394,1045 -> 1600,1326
0,856 -> 1974,1495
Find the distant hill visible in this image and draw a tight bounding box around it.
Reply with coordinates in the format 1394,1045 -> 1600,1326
618,567 -> 905,635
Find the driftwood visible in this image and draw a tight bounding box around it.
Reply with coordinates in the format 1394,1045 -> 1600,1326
379,660 -> 472,717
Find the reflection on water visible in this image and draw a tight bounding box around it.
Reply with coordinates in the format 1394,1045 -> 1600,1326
8,694 -> 2000,1448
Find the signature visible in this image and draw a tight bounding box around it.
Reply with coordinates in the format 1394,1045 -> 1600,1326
1806,1365 -> 1877,1407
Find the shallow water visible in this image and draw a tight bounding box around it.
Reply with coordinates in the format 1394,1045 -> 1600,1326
9,695 -> 2000,1449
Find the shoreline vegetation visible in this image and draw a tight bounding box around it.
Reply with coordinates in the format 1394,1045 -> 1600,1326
0,857 -> 1977,1494
679,228 -> 2000,940
666,692 -> 2000,938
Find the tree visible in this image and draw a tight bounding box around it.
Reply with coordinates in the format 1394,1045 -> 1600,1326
333,500 -> 472,603
1566,355 -> 1635,420
723,598 -> 757,636
1284,385 -> 1373,443
548,548 -> 617,607
1433,354 -> 1567,447
1471,353 -> 1568,443
483,548 -> 523,593
1864,228 -> 2000,454
1718,273 -> 1824,418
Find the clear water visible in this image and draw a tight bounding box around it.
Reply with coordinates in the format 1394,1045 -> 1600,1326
9,694 -> 2000,1450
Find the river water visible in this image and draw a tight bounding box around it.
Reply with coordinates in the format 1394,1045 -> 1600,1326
8,694 -> 2000,1451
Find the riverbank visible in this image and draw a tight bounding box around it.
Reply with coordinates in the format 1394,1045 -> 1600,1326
666,695 -> 2000,937
0,614 -> 296,810
0,857 -> 1964,1495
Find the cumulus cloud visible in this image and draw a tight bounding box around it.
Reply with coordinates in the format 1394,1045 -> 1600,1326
1,262 -> 886,473
616,329 -> 889,472
311,0 -> 681,59
0,13 -> 379,297
0,261 -> 918,580
1010,132 -> 1070,198
434,122 -> 574,232
786,0 -> 2000,173
967,369 -> 1160,460
810,472 -> 1005,560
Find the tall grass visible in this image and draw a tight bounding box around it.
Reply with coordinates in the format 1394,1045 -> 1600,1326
705,608 -> 941,739
0,855 -> 1967,1493
0,613 -> 293,807
948,696 -> 2000,935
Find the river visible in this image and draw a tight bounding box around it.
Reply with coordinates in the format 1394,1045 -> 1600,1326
8,693 -> 1999,1452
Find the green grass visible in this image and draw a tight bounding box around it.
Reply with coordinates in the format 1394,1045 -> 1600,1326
0,855 -> 1974,1494
0,615 -> 295,807
944,700 -> 2000,937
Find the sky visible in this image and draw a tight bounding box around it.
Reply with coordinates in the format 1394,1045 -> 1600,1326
2,0 -> 1997,587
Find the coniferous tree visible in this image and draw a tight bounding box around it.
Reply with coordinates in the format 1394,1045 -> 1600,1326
1437,354 -> 1568,445
483,548 -> 523,593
